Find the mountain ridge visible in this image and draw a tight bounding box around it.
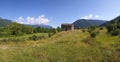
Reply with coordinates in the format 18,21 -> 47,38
101,16 -> 120,26
0,18 -> 53,29
73,19 -> 107,29
0,18 -> 12,27
25,24 -> 53,29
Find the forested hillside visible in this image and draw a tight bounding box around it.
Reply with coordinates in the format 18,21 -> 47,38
73,19 -> 106,29
103,16 -> 120,36
0,18 -> 12,27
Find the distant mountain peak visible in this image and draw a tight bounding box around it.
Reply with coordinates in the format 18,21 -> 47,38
25,24 -> 53,29
73,19 -> 107,29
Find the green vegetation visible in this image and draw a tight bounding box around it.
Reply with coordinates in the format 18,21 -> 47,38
0,22 -> 61,37
0,33 -> 48,44
106,22 -> 120,36
0,18 -> 12,27
0,16 -> 120,62
105,16 -> 120,36
28,35 -> 45,41
87,25 -> 99,38
0,22 -> 61,44
7,22 -> 34,35
0,28 -> 120,62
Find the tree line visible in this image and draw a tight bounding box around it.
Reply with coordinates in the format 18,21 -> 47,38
0,22 -> 61,36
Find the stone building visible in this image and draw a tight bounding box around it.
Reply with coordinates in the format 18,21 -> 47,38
61,24 -> 74,31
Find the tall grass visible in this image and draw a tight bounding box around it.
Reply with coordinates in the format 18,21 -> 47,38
0,33 -> 48,44
0,29 -> 120,62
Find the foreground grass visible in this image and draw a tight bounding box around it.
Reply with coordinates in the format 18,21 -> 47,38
0,29 -> 120,62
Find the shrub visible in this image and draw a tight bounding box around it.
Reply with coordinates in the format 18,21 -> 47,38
77,27 -> 81,29
90,32 -> 97,38
0,39 -> 8,43
99,27 -> 104,30
48,33 -> 52,37
82,29 -> 85,32
38,35 -> 45,39
28,35 -> 46,41
110,29 -> 120,36
29,35 -> 37,41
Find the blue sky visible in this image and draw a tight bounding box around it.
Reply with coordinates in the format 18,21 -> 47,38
0,0 -> 120,27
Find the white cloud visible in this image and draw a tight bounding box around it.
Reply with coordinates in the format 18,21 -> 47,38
95,15 -> 100,18
80,14 -> 102,19
80,14 -> 93,19
15,16 -> 24,24
15,15 -> 49,25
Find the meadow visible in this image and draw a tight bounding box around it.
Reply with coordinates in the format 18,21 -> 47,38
0,28 -> 120,62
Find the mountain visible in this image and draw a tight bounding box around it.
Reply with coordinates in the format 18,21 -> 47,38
100,21 -> 111,26
73,19 -> 107,29
26,24 -> 53,29
0,18 -> 12,27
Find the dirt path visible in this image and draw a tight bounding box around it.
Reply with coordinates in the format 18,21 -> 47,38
0,45 -> 9,50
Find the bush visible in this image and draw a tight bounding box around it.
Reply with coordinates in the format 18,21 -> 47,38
90,32 -> 97,38
110,29 -> 120,36
82,29 -> 85,32
29,35 -> 37,41
99,27 -> 104,30
77,27 -> 81,29
38,35 -> 45,39
48,33 -> 52,37
0,39 -> 8,43
28,35 -> 45,41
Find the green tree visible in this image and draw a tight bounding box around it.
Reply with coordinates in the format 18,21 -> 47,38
8,22 -> 21,35
106,21 -> 120,36
23,26 -> 33,34
7,22 -> 34,35
56,27 -> 61,32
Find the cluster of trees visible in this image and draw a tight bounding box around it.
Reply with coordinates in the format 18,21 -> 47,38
0,22 -> 61,36
87,18 -> 120,37
106,20 -> 120,36
7,22 -> 33,35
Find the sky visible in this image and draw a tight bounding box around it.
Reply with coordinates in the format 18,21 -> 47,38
0,0 -> 120,27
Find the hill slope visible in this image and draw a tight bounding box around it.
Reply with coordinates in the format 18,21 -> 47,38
102,16 -> 120,26
0,29 -> 120,62
0,18 -> 12,27
73,19 -> 106,29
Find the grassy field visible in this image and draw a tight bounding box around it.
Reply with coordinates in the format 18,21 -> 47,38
0,28 -> 120,62
0,33 -> 48,45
